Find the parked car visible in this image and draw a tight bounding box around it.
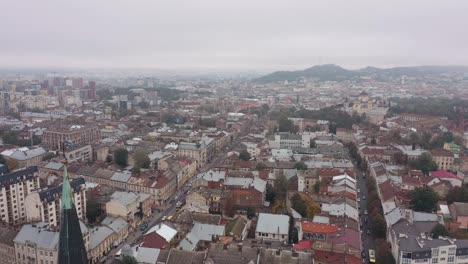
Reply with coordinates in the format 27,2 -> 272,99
367,228 -> 371,235
364,210 -> 368,215
161,215 -> 167,221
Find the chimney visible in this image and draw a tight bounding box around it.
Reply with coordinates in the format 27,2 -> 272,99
223,244 -> 228,251
238,243 -> 243,252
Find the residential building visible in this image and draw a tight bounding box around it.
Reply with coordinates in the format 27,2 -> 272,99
1,147 -> 47,170
178,137 -> 215,168
88,225 -> 117,264
64,144 -> 93,163
0,226 -> 18,264
431,149 -> 455,171
336,128 -> 354,142
14,221 -> 89,264
449,202 -> 468,229
178,223 -> 225,251
101,216 -> 129,246
0,166 -> 40,225
24,178 -> 86,228
42,124 -> 101,150
105,191 -> 151,228
255,213 -> 289,242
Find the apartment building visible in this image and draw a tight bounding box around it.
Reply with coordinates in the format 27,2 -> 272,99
105,191 -> 151,228
0,167 -> 40,225
178,136 -> 215,168
14,221 -> 90,264
431,149 -> 455,171
42,124 -> 101,150
1,147 -> 47,170
24,178 -> 86,228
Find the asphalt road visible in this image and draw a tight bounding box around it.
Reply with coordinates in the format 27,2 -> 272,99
356,169 -> 376,263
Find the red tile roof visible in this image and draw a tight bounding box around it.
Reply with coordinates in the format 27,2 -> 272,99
293,240 -> 311,250
430,170 -> 460,180
140,232 -> 169,249
313,250 -> 361,264
301,221 -> 337,234
431,149 -> 454,157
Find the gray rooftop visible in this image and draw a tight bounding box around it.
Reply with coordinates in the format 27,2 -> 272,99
256,213 -> 289,235
14,223 -> 59,250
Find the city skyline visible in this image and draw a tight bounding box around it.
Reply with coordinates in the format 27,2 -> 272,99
1,0 -> 467,70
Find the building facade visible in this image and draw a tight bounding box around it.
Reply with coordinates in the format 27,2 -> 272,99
42,125 -> 101,150
24,178 -> 87,228
0,167 -> 40,225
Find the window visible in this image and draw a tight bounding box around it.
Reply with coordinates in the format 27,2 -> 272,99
448,256 -> 454,263
432,258 -> 438,263
402,258 -> 411,264
50,252 -> 52,257
432,249 -> 439,257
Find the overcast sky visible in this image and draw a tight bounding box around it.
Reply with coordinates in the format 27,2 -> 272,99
1,0 -> 467,71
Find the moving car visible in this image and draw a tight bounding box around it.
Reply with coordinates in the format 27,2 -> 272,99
369,249 -> 376,263
161,215 -> 167,221
364,210 -> 368,215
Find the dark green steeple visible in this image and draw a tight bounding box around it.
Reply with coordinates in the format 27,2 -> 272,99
57,165 -> 89,264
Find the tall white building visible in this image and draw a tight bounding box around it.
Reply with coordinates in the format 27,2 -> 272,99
0,167 -> 40,225
25,178 -> 87,228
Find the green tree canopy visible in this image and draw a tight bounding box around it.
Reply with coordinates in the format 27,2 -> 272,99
278,115 -> 295,133
122,255 -> 138,264
246,207 -> 255,219
431,223 -> 449,239
294,162 -> 307,170
239,150 -> 251,161
134,150 -> 150,169
265,183 -> 276,203
410,187 -> 439,212
445,186 -> 468,204
114,148 -> 129,168
274,175 -> 289,201
408,152 -> 438,176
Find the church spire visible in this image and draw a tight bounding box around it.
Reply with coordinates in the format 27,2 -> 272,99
58,141 -> 89,264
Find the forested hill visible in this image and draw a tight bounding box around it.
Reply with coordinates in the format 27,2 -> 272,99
254,64 -> 468,83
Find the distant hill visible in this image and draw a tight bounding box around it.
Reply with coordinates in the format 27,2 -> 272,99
254,64 -> 468,83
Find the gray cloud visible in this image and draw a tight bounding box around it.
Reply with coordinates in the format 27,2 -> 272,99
0,0 -> 467,70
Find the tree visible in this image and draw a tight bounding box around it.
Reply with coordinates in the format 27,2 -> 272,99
265,183 -> 276,203
278,115 -> 295,133
246,207 -> 255,219
255,162 -> 266,170
114,148 -> 129,168
86,199 -> 102,223
294,162 -> 307,170
376,239 -> 396,264
409,187 -> 439,212
431,223 -> 449,238
138,101 -> 149,109
408,152 -> 438,176
272,199 -> 286,214
134,150 -> 150,169
2,132 -> 19,145
291,193 -> 307,217
122,256 -> 138,264
371,213 -> 387,239
446,186 -> 468,204
289,227 -> 299,244
42,152 -> 56,161
313,181 -> 320,194
274,175 -> 289,200
238,150 -> 251,161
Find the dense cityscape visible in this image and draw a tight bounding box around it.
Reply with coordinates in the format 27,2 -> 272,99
0,65 -> 467,264
2,1 -> 468,264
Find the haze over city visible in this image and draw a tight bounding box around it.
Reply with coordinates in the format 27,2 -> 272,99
1,0 -> 468,71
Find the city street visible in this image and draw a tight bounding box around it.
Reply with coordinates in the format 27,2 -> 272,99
356,169 -> 376,264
